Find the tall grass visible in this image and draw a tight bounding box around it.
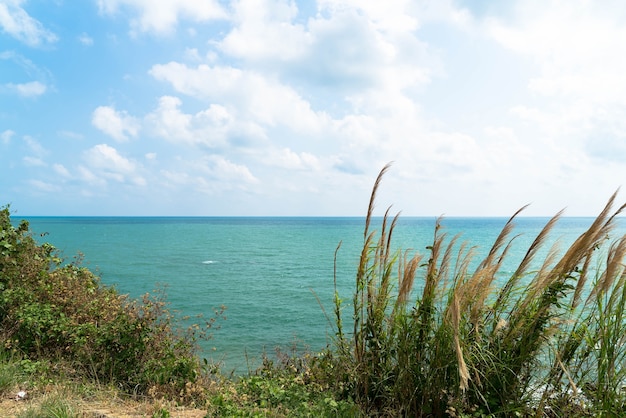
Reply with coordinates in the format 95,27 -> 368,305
330,164 -> 626,416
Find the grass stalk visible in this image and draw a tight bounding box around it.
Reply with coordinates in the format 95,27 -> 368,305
330,165 -> 626,416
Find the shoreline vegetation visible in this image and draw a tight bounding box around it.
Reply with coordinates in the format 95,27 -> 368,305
2,164 -> 626,417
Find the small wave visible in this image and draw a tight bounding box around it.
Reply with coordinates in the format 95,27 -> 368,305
202,260 -> 216,264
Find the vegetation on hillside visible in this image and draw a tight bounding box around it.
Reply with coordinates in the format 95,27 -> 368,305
0,205 -> 219,401
0,204 -> 351,417
1,165 -> 626,417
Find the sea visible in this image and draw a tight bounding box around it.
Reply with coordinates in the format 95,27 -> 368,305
14,215 -> 626,374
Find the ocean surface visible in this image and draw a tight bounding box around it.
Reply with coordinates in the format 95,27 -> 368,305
15,215 -> 626,373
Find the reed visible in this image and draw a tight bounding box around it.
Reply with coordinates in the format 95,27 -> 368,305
330,165 -> 626,416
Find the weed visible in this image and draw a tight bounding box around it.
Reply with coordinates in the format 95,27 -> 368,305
16,395 -> 77,418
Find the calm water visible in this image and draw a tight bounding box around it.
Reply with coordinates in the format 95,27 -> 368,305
15,216 -> 625,373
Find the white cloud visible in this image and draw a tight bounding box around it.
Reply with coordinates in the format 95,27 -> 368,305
161,155 -> 259,194
78,32 -> 94,45
3,0 -> 626,217
142,1 -> 519,215
6,80 -> 46,97
265,148 -> 322,171
83,143 -> 145,185
486,1 -> 626,104
183,47 -> 202,61
209,155 -> 259,185
1,129 -> 14,144
53,163 -> 71,178
77,165 -> 106,187
27,179 -> 60,193
145,96 -> 242,147
318,0 -> 420,32
57,130 -> 84,140
219,0 -> 310,62
149,63 -> 328,134
23,135 -> 45,156
23,156 -> 45,166
0,0 -> 58,46
85,143 -> 135,173
0,51 -> 52,91
148,12 -> 450,189
97,0 -> 227,35
92,106 -> 140,141
217,0 -> 434,94
299,9 -> 404,89
483,0 -> 626,167
144,1 -> 470,191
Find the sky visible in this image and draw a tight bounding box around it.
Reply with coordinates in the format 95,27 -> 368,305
1,0 -> 625,216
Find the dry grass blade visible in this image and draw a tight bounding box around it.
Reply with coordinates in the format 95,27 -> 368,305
475,204 -> 528,273
552,190 -> 620,278
393,251 -> 422,314
588,235 -> 626,304
364,163 -> 392,241
438,233 -> 462,292
516,210 -> 564,279
494,210 -> 563,313
448,293 -> 470,391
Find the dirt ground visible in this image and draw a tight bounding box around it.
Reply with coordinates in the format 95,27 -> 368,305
0,397 -> 207,417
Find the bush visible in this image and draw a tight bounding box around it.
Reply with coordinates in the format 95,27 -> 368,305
206,348 -> 359,417
0,205 -> 221,401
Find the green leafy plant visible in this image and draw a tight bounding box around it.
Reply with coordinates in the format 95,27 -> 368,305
206,349 -> 359,417
0,205 -> 224,401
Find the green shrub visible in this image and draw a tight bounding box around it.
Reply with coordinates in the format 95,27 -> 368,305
0,205 -> 222,400
207,349 -> 359,417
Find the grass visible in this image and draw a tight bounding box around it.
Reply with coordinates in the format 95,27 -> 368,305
324,163 -> 626,416
2,165 -> 626,417
16,395 -> 76,418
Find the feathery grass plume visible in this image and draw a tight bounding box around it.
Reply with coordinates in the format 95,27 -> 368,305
476,205 -> 527,273
536,222 -> 626,415
328,166 -> 626,416
492,210 -> 563,320
588,235 -> 626,303
494,193 -> 625,413
415,219 -> 446,345
553,190 -> 623,281
392,250 -> 422,313
353,163 -> 392,365
448,291 -> 470,392
557,236 -> 626,414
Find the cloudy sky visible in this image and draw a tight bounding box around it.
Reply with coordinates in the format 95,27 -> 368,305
1,0 -> 625,216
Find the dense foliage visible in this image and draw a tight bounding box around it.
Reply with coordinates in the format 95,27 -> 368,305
0,206 -> 350,417
0,206 -> 210,401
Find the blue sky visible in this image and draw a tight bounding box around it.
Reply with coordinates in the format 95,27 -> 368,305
1,0 -> 625,216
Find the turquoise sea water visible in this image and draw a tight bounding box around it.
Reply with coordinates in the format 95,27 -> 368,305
16,216 -> 625,373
